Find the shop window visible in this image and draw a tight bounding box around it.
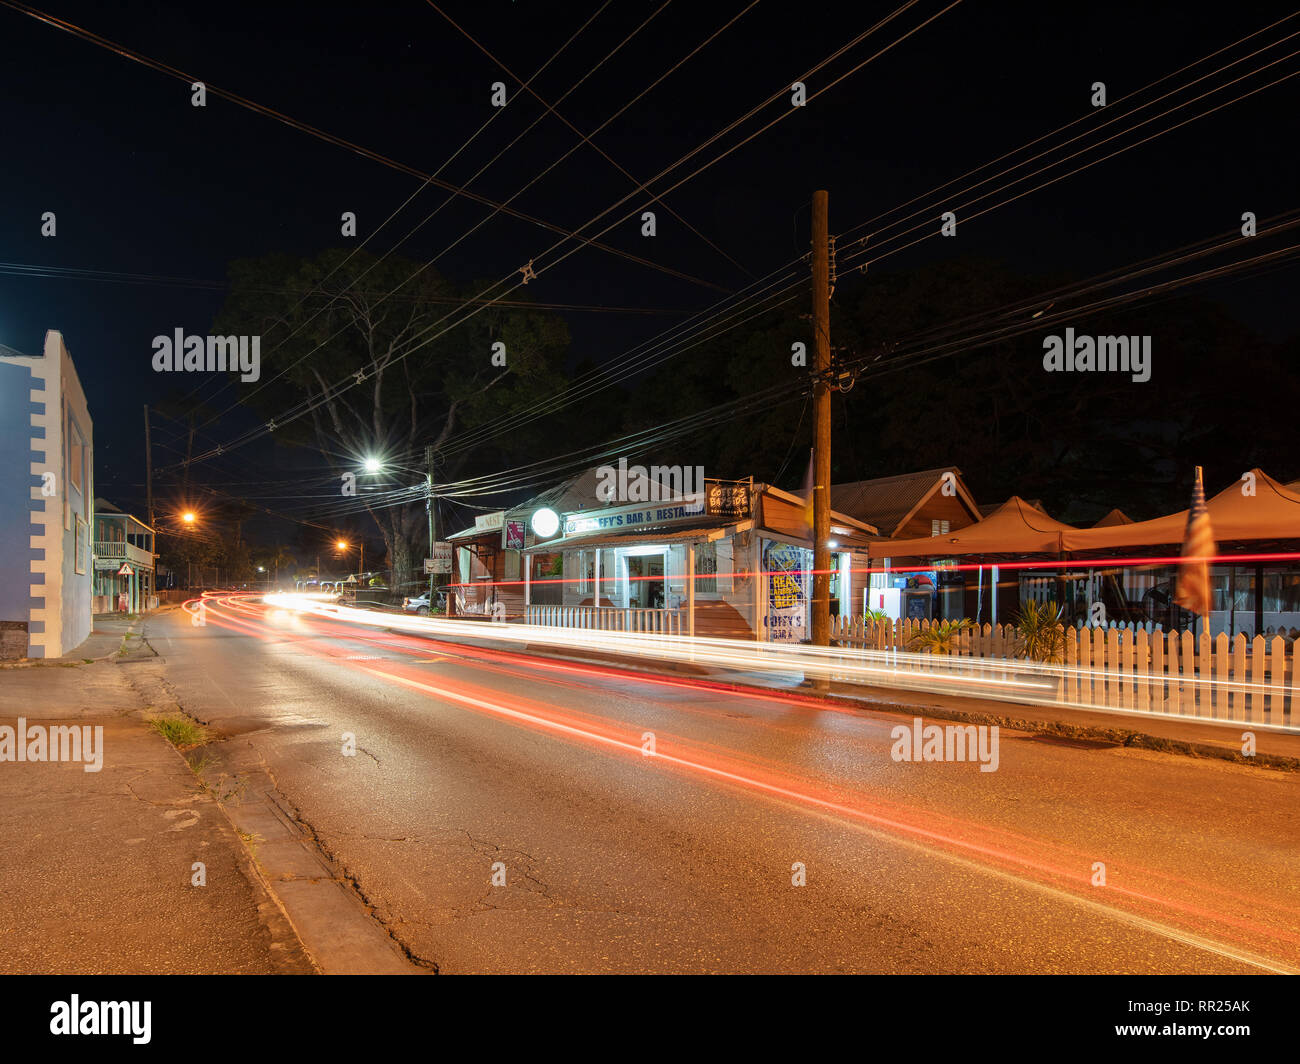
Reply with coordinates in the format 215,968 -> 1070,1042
696,542 -> 717,593
577,550 -> 597,594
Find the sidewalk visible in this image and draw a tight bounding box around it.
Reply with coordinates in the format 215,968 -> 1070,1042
0,645 -> 312,974
0,611 -> 145,668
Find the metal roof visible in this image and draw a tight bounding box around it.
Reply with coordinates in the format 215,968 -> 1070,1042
830,467 -> 977,537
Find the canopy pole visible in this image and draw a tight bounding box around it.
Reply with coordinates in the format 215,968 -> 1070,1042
991,564 -> 999,627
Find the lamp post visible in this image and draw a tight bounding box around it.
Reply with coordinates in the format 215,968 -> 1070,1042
182,511 -> 196,589
337,539 -> 362,577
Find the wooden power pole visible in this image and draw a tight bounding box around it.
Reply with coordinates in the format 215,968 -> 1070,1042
811,189 -> 832,648
426,443 -> 437,606
143,404 -> 154,529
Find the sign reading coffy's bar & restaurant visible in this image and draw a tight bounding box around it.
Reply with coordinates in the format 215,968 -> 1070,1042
564,498 -> 706,537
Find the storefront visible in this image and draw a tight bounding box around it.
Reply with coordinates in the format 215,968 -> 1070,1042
91,500 -> 155,613
518,478 -> 876,641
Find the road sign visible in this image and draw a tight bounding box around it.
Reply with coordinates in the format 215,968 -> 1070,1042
117,564 -> 134,576
426,542 -> 453,574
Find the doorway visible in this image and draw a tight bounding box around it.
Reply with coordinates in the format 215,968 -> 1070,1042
625,553 -> 666,609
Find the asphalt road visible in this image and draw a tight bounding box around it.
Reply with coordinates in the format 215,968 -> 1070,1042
145,596 -> 1300,974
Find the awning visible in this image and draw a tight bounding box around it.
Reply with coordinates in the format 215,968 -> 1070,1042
1060,468 -> 1300,552
866,470 -> 1300,560
868,496 -> 1079,559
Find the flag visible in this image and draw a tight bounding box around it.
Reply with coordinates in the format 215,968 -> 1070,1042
1173,465 -> 1217,617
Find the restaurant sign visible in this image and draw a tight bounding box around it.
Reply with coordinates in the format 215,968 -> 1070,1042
705,481 -> 750,518
564,498 -> 705,537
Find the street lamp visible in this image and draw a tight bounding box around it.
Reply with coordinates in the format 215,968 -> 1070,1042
180,510 -> 197,587
362,457 -> 382,474
336,538 -> 363,576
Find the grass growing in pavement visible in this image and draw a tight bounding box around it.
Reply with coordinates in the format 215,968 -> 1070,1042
150,714 -> 208,749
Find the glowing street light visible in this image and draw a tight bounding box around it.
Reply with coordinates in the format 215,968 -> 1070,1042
336,538 -> 363,575
362,457 -> 383,474
182,511 -> 196,525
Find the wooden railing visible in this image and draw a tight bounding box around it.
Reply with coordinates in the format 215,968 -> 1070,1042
93,540 -> 154,569
525,604 -> 684,634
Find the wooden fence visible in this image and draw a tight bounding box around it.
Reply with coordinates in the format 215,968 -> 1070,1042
830,616 -> 1296,727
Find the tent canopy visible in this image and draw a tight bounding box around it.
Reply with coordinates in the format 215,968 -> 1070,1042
867,470 -> 1300,561
1060,468 -> 1300,552
868,496 -> 1078,559
1093,508 -> 1133,527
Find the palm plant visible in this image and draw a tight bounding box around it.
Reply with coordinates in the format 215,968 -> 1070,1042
906,618 -> 973,655
1013,599 -> 1066,663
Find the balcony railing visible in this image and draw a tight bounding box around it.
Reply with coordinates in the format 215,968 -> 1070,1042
93,541 -> 154,569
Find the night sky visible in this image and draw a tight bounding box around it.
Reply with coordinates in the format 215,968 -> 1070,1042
2,0 -> 1295,538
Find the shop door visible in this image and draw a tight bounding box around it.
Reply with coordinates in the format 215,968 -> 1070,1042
626,554 -> 666,609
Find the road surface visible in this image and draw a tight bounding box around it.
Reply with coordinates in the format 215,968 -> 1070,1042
143,595 -> 1300,974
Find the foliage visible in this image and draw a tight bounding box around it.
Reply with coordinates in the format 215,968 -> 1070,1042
211,250 -> 570,587
906,618 -> 973,655
150,715 -> 208,749
625,257 -> 1295,517
1013,599 -> 1067,663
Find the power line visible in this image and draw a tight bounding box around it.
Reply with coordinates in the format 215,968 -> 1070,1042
172,0 -> 952,470
424,0 -> 757,279
0,0 -> 725,293
186,0 -> 765,435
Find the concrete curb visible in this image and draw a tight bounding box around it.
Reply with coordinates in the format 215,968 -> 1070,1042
143,730 -> 320,975
134,660 -> 432,975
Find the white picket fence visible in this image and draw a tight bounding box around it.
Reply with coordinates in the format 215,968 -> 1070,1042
830,616 -> 1296,726
525,604 -> 685,634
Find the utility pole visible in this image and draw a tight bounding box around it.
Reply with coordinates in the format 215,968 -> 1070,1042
426,443 -> 437,607
811,189 -> 832,649
143,405 -> 154,529
144,404 -> 156,604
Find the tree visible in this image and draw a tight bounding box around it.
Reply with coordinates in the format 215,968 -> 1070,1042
212,250 -> 569,588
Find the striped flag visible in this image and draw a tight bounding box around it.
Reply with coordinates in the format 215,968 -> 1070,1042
1173,465 -> 1217,617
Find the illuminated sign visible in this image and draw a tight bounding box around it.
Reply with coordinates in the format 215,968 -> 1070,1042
564,498 -> 706,537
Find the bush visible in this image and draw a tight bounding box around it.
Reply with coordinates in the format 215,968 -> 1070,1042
906,618 -> 973,655
1013,600 -> 1066,663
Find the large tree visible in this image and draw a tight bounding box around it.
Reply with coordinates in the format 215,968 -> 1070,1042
213,250 -> 569,588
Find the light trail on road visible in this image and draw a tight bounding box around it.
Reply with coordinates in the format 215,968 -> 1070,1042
256,591 -> 1300,734
179,593 -> 1300,972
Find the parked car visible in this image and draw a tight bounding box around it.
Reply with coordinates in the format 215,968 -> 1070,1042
402,588 -> 447,616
